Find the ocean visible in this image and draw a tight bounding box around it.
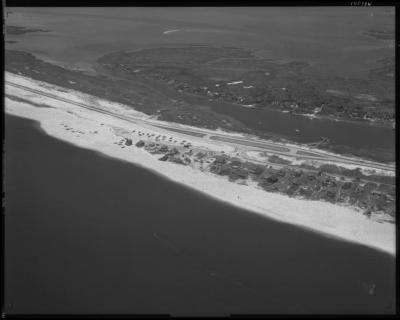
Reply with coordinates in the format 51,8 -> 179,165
4,114 -> 396,315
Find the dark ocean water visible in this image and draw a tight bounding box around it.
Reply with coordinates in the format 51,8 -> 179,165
4,114 -> 396,315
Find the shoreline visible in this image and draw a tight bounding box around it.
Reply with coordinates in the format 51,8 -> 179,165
232,100 -> 394,130
5,82 -> 396,256
9,109 -> 392,252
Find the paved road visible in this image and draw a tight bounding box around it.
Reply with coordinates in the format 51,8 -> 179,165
152,124 -> 206,137
6,80 -> 395,173
210,136 -> 291,152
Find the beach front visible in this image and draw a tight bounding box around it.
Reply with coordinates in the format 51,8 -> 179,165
5,72 -> 396,256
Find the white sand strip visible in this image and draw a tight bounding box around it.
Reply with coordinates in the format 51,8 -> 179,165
5,93 -> 396,256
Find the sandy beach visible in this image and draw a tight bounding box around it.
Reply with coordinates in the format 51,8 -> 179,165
5,72 -> 396,256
